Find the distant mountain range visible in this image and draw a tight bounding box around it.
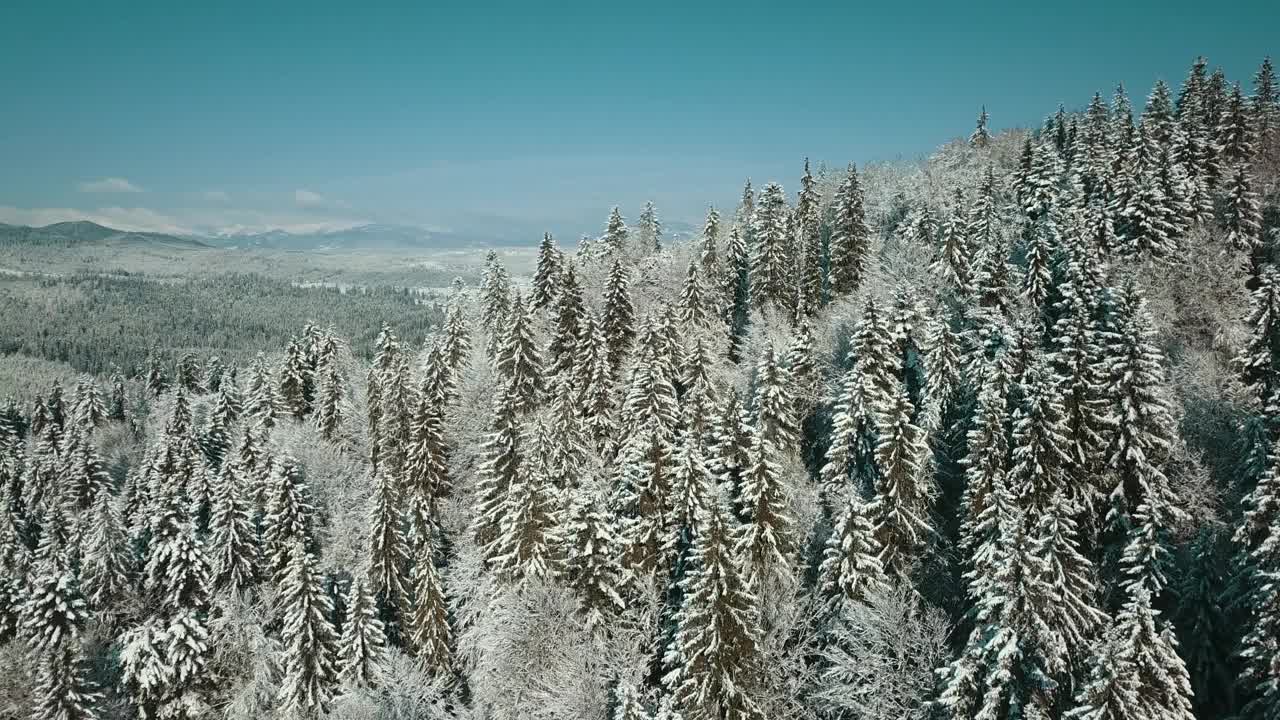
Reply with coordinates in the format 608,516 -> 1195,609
0,218 -> 701,253
0,221 -> 211,250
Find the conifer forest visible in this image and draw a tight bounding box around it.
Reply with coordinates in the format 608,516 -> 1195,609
6,55 -> 1280,720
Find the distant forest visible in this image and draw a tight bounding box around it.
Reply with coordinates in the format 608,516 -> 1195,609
0,54 -> 1278,720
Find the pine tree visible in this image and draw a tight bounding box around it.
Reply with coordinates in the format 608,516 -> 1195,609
442,297 -> 472,374
480,252 -> 512,360
869,386 -> 932,575
263,458 -> 315,579
338,578 -> 387,689
71,377 -> 106,431
679,259 -> 716,331
603,259 -> 637,373
662,501 -> 764,720
1220,82 -> 1256,168
735,349 -> 796,588
1100,282 -> 1180,553
971,106 -> 992,148
276,540 -> 339,718
1240,268 -> 1280,410
488,420 -> 564,586
403,365 -> 451,532
818,490 -> 887,606
639,201 -> 663,252
472,383 -> 525,553
828,164 -> 870,298
245,352 -> 281,429
367,465 -> 409,618
407,543 -> 453,676
750,181 -> 792,313
1224,162 -> 1264,255
794,158 -> 824,312
564,473 -> 626,631
603,206 -> 629,256
209,461 -> 259,592
700,206 -> 721,277
80,488 -> 133,609
1254,56 -> 1278,138
279,337 -> 313,420
933,189 -> 974,295
549,261 -> 587,378
24,554 -> 88,653
532,232 -> 563,310
33,644 -> 100,720
494,293 -> 543,413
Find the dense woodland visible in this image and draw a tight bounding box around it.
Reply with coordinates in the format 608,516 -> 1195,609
2,55 -> 1280,720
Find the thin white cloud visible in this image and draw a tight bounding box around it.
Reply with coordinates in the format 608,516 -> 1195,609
294,189 -> 324,208
78,177 -> 144,193
202,190 -> 230,202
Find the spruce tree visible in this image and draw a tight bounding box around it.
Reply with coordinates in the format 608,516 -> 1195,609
488,419 -> 564,586
495,293 -> 544,413
532,232 -> 563,310
971,106 -> 992,148
338,578 -> 387,689
564,472 -> 626,631
549,261 -> 586,379
933,189 -> 975,296
828,163 -> 870,298
662,501 -> 764,720
480,252 -> 512,360
276,540 -> 339,718
80,488 -> 133,609
749,181 -> 792,314
603,206 -> 629,256
869,386 -> 932,575
1224,162 -> 1264,255
407,543 -> 453,676
279,337 -> 313,420
209,461 -> 259,592
603,259 -> 637,374
472,383 -> 525,553
263,458 -> 315,579
700,206 -> 721,277
818,490 -> 887,606
795,158 -> 824,312
639,201 -> 664,252
367,465 -> 409,619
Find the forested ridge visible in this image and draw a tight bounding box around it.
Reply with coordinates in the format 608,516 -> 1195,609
1,55 -> 1279,720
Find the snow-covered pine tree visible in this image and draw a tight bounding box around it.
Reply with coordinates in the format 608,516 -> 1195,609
209,460 -> 259,592
932,189 -> 974,296
679,259 -> 716,332
1256,56 -> 1278,135
313,359 -> 344,442
700,206 -> 721,277
80,487 -> 133,609
1219,82 -> 1256,169
735,348 -> 796,589
1100,281 -> 1181,557
279,337 -> 313,420
564,467 -> 626,632
549,261 -> 586,379
245,352 -> 281,429
1239,268 -> 1280,410
495,293 -> 544,414
276,539 -> 339,718
603,259 -> 637,374
970,106 -> 992,148
750,181 -> 792,314
263,457 -> 316,580
442,296 -> 472,374
480,251 -> 512,361
603,206 -> 629,256
367,463 -> 409,620
869,385 -> 932,576
488,419 -> 564,587
71,377 -> 106,431
818,490 -> 887,606
1224,162 -> 1263,254
408,541 -> 453,676
784,317 -> 819,411
532,232 -> 563,310
403,370 -> 450,533
338,578 -> 387,689
639,201 -> 664,253
662,499 -> 764,720
828,163 -> 870,299
472,382 -> 525,553
795,158 -> 824,312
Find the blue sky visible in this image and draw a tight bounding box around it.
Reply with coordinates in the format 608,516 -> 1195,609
1,0 -> 1275,240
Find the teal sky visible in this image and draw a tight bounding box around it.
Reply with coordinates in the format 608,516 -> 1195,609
1,0 -> 1275,241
